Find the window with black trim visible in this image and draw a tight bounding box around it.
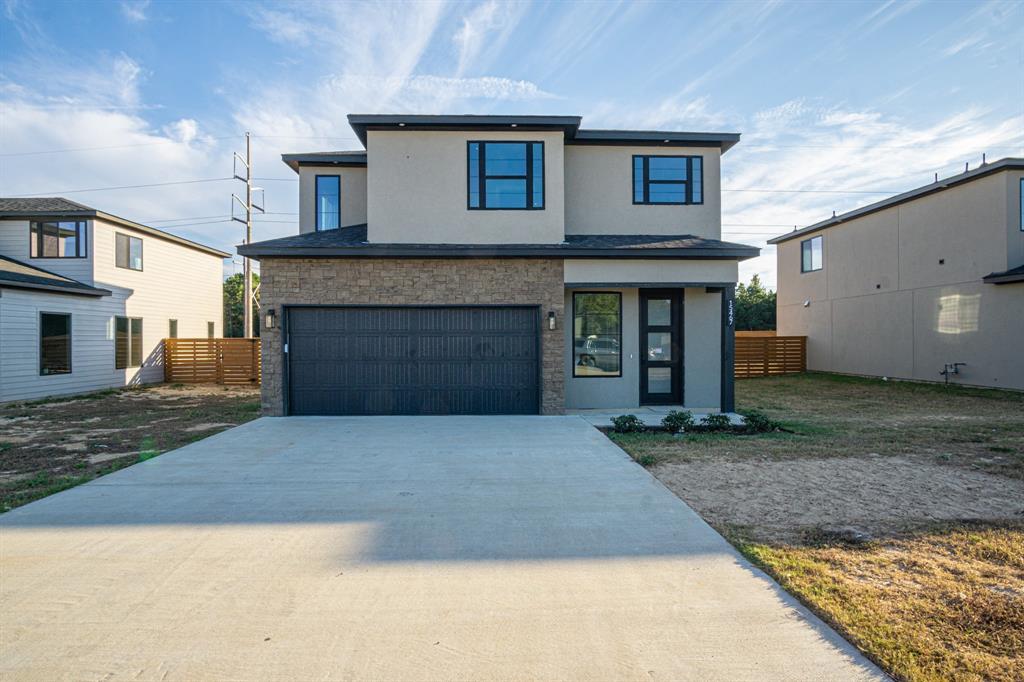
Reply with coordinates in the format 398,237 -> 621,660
633,155 -> 703,205
316,175 -> 340,230
115,316 -> 143,369
168,319 -> 178,339
468,141 -> 544,210
30,221 -> 86,258
40,313 -> 71,375
573,292 -> 622,377
115,233 -> 143,270
801,235 -> 823,272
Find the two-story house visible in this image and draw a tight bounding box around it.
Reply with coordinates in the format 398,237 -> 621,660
769,158 -> 1024,390
238,114 -> 759,416
0,198 -> 229,402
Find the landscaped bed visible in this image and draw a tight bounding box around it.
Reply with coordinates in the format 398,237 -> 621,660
0,384 -> 261,512
610,373 -> 1024,682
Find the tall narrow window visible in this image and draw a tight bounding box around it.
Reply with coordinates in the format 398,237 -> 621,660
115,233 -> 143,270
573,293 -> 622,378
115,316 -> 143,368
40,313 -> 71,375
467,141 -> 544,210
801,235 -> 823,273
632,155 -> 703,205
168,319 -> 178,339
316,175 -> 340,230
207,321 -> 215,338
30,221 -> 86,258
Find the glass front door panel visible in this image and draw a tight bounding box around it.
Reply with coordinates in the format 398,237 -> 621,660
647,299 -> 671,326
647,367 -> 672,394
647,332 -> 672,362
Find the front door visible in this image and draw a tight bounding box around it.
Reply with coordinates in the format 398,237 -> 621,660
640,290 -> 682,404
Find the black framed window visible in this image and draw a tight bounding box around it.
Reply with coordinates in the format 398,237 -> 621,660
30,221 -> 86,258
115,316 -> 143,369
115,233 -> 143,270
207,321 -> 215,338
40,313 -> 71,375
316,175 -> 340,230
632,155 -> 703,205
573,292 -> 622,377
467,141 -> 544,210
801,235 -> 823,273
168,319 -> 178,339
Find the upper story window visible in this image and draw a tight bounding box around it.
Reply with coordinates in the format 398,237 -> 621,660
633,155 -> 703,205
30,221 -> 86,258
115,233 -> 143,271
467,141 -> 544,210
801,235 -> 823,273
316,175 -> 340,230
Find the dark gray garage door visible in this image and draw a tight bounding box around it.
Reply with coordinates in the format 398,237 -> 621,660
287,306 -> 540,415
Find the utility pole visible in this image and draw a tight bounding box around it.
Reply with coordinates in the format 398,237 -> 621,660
232,133 -> 263,338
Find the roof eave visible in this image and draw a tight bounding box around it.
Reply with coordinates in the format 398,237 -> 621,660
237,245 -> 759,260
0,280 -> 111,297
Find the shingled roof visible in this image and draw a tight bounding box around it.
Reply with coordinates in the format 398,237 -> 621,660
237,225 -> 759,260
0,198 -> 231,258
0,255 -> 111,296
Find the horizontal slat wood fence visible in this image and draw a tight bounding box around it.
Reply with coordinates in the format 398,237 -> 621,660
164,339 -> 261,386
735,330 -> 777,337
735,335 -> 806,378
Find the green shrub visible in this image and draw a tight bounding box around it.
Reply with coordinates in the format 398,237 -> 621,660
611,414 -> 646,433
636,453 -> 657,467
661,410 -> 695,434
741,410 -> 782,433
700,413 -> 734,431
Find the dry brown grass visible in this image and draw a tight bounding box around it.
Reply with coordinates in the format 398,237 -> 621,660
611,373 -> 1024,681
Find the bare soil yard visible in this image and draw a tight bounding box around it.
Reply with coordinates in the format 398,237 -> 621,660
612,373 -> 1024,682
0,384 -> 260,511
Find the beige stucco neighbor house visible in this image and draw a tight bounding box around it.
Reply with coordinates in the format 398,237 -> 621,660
238,114 -> 759,416
0,198 -> 229,402
770,158 -> 1024,391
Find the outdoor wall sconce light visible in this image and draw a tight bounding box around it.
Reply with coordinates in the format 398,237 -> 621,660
548,311 -> 557,330
265,309 -> 276,330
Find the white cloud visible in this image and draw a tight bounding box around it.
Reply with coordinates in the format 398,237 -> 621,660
120,0 -> 150,23
452,1 -> 525,77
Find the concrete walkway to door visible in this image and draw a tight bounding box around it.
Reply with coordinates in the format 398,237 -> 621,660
0,416 -> 883,681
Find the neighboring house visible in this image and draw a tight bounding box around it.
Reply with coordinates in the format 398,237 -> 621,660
769,158 -> 1024,391
0,198 -> 230,402
239,114 -> 759,416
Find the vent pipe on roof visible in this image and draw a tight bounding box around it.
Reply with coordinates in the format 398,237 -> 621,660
982,153 -> 986,165
934,172 -> 938,182
964,162 -> 969,173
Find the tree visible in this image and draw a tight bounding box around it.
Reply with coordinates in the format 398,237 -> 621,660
223,273 -> 260,338
734,274 -> 776,331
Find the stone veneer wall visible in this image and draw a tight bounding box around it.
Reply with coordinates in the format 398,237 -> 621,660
258,258 -> 565,415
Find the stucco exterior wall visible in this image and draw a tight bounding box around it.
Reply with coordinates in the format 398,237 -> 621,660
776,168 -> 1024,390
366,130 -> 565,244
258,258 -> 566,415
564,145 -> 722,239
564,258 -> 737,285
298,166 -> 367,233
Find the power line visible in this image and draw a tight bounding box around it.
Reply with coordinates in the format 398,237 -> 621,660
17,177 -> 233,196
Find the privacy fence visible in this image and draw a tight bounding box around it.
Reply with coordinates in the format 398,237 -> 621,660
734,333 -> 806,378
164,338 -> 261,386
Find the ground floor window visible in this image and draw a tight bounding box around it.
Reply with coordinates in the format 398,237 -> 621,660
115,316 -> 143,369
168,319 -> 178,339
207,321 -> 215,338
573,292 -> 622,377
40,313 -> 71,375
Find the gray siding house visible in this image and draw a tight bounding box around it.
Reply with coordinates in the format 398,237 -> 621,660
239,114 -> 758,416
0,198 -> 229,402
770,158 -> 1024,391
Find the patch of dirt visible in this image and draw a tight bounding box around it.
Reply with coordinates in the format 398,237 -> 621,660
0,384 -> 261,511
655,456 -> 1024,544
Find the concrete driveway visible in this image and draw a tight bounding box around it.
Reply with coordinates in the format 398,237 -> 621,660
1,416 -> 882,681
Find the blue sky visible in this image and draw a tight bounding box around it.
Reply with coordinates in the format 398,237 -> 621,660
1,0 -> 1021,287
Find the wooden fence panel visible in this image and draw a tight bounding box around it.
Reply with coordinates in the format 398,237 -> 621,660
735,335 -> 806,378
164,339 -> 261,385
